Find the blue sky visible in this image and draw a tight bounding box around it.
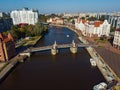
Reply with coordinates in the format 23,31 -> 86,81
0,0 -> 120,13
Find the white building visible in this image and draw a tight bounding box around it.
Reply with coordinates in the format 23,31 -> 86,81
47,17 -> 64,24
113,28 -> 120,49
10,8 -> 38,25
108,15 -> 120,29
75,19 -> 111,37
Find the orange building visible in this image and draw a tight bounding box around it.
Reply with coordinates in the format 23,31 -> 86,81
0,33 -> 16,62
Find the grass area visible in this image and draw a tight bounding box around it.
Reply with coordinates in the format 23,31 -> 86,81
97,46 -> 105,48
94,38 -> 107,43
23,36 -> 41,46
16,36 -> 41,48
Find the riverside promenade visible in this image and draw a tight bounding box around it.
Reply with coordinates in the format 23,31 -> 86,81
51,24 -> 120,88
0,54 -> 29,82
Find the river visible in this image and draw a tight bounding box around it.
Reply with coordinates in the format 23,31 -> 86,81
0,26 -> 105,90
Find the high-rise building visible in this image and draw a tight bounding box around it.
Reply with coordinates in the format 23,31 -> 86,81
108,16 -> 120,29
0,18 -> 13,32
10,8 -> 38,25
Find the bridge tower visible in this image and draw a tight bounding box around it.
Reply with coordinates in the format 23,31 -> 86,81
51,41 -> 58,55
70,40 -> 77,54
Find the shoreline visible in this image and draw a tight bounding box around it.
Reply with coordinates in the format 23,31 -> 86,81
0,24 -> 120,89
51,24 -> 120,81
0,35 -> 42,83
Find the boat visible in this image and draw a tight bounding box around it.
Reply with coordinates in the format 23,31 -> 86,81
93,82 -> 107,90
67,35 -> 69,37
90,58 -> 96,66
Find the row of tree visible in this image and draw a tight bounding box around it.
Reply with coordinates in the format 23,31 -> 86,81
10,22 -> 48,40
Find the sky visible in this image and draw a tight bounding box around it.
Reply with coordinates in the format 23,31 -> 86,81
0,0 -> 120,14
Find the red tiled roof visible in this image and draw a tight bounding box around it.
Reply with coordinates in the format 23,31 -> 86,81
0,33 -> 6,40
0,33 -> 14,43
94,21 -> 103,27
4,38 -> 10,43
116,28 -> 120,32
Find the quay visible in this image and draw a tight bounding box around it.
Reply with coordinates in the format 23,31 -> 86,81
0,55 -> 28,82
0,35 -> 42,82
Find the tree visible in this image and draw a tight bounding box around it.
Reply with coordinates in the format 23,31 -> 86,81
110,26 -> 115,32
99,15 -> 106,21
38,14 -> 49,22
87,16 -> 98,21
72,19 -> 75,24
10,26 -> 21,39
33,22 -> 43,36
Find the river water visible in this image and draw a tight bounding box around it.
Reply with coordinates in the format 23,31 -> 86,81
0,26 -> 105,90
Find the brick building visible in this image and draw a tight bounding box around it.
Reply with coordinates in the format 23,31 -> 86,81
0,33 -> 16,62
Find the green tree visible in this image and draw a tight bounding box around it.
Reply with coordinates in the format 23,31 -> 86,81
38,14 -> 50,22
72,19 -> 75,24
87,16 -> 98,21
110,25 -> 116,32
33,23 -> 43,36
10,26 -> 21,39
99,15 -> 106,21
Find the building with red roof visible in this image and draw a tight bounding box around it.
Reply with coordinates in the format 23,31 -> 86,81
47,17 -> 64,25
75,19 -> 110,37
0,33 -> 16,62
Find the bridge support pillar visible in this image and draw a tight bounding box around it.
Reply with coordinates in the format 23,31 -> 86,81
70,40 -> 77,54
19,52 -> 31,57
51,41 -> 58,55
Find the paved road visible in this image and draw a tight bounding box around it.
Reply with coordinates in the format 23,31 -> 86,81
95,47 -> 120,78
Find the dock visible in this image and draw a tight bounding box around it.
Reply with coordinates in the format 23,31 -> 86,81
0,55 -> 28,82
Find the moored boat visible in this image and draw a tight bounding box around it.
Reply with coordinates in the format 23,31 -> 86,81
67,35 -> 69,37
93,82 -> 107,90
90,58 -> 96,66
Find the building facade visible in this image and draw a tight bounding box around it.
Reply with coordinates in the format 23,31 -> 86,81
75,19 -> 111,37
0,12 -> 7,18
108,16 -> 120,29
0,33 -> 16,62
10,8 -> 38,25
47,17 -> 64,24
113,28 -> 120,49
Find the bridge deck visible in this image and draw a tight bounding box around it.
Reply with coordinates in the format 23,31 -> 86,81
25,43 -> 94,53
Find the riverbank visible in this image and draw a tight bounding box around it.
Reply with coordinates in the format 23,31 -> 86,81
51,24 -> 120,89
0,35 -> 42,82
16,36 -> 41,48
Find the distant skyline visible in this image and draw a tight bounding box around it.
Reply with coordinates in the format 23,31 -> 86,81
0,0 -> 120,14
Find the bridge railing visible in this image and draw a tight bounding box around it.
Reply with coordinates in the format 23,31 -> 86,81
24,43 -> 95,53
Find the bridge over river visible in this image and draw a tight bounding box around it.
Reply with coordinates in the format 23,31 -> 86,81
24,42 -> 94,53
19,41 -> 96,57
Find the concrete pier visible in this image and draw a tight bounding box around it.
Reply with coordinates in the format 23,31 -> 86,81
78,35 -> 116,82
0,59 -> 18,82
19,52 -> 31,57
51,41 -> 58,55
70,40 -> 77,54
86,46 -> 115,82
